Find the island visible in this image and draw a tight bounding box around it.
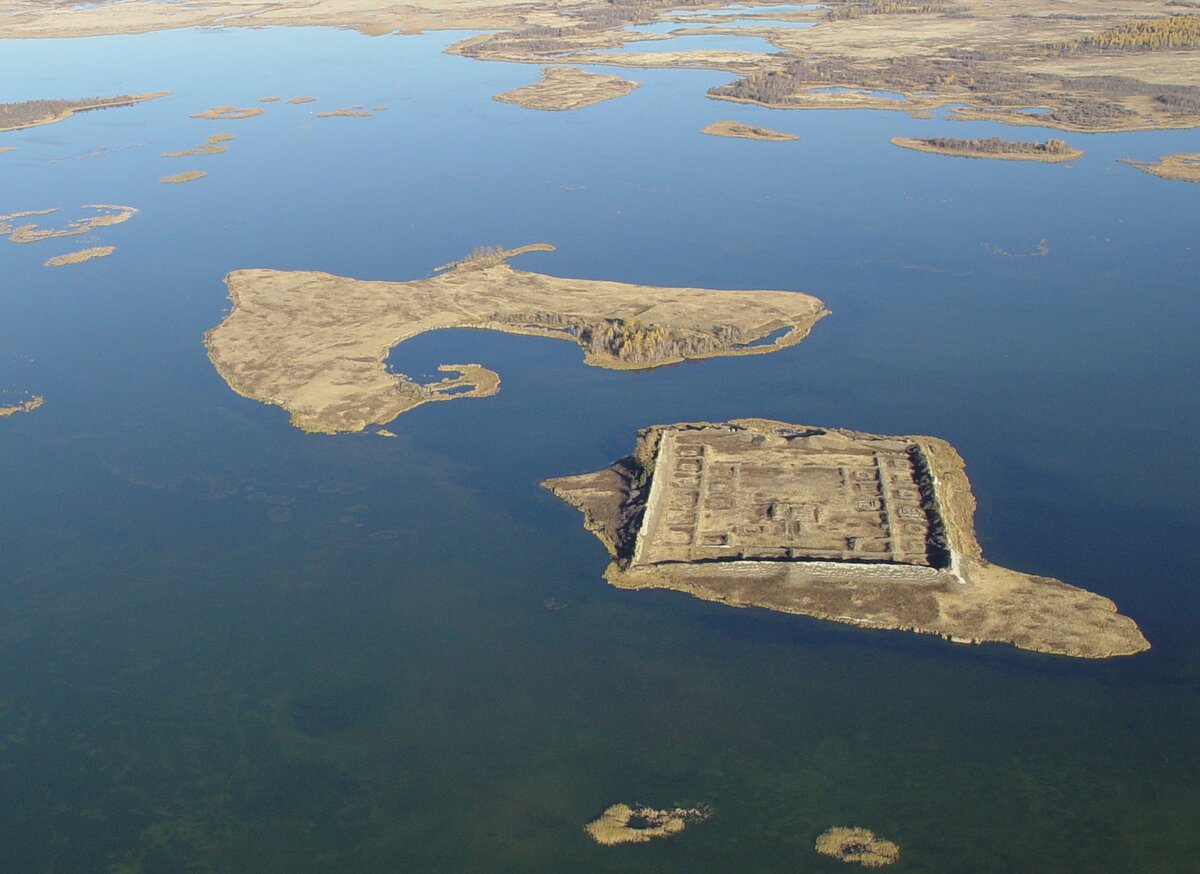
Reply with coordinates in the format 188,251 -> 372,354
542,419 -> 1149,659
0,92 -> 169,133
162,133 -> 233,157
584,803 -> 710,845
702,120 -> 798,141
204,246 -> 828,434
190,105 -> 264,120
285,97 -> 317,105
1121,152 -> 1200,183
493,66 -> 641,110
43,246 -> 115,267
891,136 -> 1082,162
815,827 -> 900,867
1,205 -> 137,243
316,107 -> 373,118
0,395 -> 44,417
160,170 -> 207,184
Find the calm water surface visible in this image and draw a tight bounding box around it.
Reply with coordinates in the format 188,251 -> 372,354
1,26 -> 1198,873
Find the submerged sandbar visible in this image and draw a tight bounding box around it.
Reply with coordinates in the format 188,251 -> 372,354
205,247 -> 827,434
543,419 -> 1149,659
493,67 -> 641,111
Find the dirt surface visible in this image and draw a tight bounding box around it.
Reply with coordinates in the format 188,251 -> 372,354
702,120 -> 797,140
205,248 -> 827,434
493,66 -> 640,110
543,420 -> 1150,659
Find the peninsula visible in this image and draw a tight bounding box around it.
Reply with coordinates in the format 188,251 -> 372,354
204,247 -> 827,434
702,120 -> 797,141
0,92 -> 168,133
1121,152 -> 1200,183
494,66 -> 641,110
542,419 -> 1149,659
891,136 -> 1083,162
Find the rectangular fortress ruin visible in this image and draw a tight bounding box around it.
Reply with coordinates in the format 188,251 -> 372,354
632,426 -> 947,569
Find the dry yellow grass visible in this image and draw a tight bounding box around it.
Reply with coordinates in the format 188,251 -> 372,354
815,827 -> 900,867
43,245 -> 115,267
160,170 -> 207,184
584,804 -> 710,845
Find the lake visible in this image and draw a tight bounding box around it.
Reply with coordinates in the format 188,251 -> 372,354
1,24 -> 1198,873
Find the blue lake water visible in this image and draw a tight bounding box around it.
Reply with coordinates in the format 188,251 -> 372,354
1,24 -> 1199,873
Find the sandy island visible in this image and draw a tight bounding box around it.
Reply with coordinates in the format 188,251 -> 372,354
494,66 -> 641,110
204,245 -> 827,434
702,120 -> 797,141
160,170 -> 207,183
0,395 -> 44,417
542,419 -> 1149,659
815,827 -> 900,867
0,92 -> 168,133
285,96 -> 317,104
891,136 -> 1082,162
1121,152 -> 1200,183
1,205 -> 136,243
190,105 -> 264,120
43,245 -> 115,267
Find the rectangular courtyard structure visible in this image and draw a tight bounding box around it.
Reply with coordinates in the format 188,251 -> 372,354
632,426 -> 944,569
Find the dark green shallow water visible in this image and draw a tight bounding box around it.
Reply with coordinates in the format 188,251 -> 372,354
1,26 -> 1198,873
